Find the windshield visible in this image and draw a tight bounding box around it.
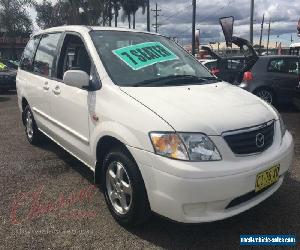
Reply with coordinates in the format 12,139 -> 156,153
90,31 -> 216,87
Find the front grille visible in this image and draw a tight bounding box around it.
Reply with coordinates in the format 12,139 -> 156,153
223,121 -> 275,155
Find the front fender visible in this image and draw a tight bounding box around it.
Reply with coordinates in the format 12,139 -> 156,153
90,120 -> 154,163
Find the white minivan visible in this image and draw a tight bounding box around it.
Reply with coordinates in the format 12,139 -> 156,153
17,26 -> 294,226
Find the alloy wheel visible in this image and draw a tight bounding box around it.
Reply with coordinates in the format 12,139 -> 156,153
106,161 -> 133,215
257,89 -> 273,104
26,110 -> 34,140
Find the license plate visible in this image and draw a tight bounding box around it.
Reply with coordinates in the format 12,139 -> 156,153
255,165 -> 280,192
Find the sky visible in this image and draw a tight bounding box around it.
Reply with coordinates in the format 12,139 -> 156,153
29,0 -> 300,47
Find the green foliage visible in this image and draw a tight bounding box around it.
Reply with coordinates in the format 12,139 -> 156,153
34,0 -> 147,29
0,0 -> 34,36
121,0 -> 146,28
35,0 -> 55,29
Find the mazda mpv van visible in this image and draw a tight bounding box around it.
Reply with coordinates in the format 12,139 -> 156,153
17,26 -> 294,226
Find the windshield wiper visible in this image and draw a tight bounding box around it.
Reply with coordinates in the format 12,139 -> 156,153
131,75 -> 217,87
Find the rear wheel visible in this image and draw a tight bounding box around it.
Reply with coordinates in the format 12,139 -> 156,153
254,88 -> 275,105
24,105 -> 46,145
102,148 -> 151,227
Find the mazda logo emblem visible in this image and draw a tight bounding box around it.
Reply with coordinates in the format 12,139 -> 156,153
256,133 -> 265,148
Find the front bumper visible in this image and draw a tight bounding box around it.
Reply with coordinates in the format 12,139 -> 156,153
128,130 -> 294,223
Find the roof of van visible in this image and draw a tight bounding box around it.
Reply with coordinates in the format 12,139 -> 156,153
33,25 -> 157,36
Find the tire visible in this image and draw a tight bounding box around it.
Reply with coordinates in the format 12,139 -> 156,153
102,148 -> 151,227
23,105 -> 46,145
254,88 -> 275,105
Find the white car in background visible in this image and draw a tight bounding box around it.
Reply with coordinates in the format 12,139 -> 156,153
17,26 -> 294,226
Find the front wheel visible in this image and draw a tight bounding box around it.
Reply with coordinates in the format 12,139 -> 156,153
102,148 -> 151,227
254,88 -> 275,105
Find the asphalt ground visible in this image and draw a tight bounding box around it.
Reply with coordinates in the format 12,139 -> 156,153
0,91 -> 299,250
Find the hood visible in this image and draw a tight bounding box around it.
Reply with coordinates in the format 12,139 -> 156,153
0,69 -> 17,76
120,82 -> 276,135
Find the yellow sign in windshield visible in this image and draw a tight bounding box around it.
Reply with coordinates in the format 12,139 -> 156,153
0,62 -> 7,70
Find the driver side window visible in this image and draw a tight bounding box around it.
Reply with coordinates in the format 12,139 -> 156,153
57,34 -> 91,81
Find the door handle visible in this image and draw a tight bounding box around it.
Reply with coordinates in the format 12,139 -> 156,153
43,82 -> 49,91
53,86 -> 61,95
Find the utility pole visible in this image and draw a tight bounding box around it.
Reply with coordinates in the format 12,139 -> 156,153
258,13 -> 264,55
151,3 -> 161,33
266,19 -> 271,55
192,0 -> 196,56
147,0 -> 150,32
250,0 -> 254,45
291,34 -> 293,43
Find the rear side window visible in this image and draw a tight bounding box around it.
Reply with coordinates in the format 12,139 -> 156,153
268,58 -> 299,75
20,36 -> 40,71
226,59 -> 244,70
33,33 -> 61,77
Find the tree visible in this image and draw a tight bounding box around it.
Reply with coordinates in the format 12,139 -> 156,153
34,0 -> 147,29
132,0 -> 146,29
35,0 -> 61,29
121,0 -> 146,29
0,0 -> 33,36
34,0 -> 107,28
121,0 -> 134,29
112,0 -> 121,27
0,0 -> 34,59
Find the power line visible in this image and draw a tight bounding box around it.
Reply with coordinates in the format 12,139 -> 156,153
159,2 -> 193,23
174,0 -> 235,39
159,0 -> 211,34
159,0 -> 206,26
198,0 -> 235,23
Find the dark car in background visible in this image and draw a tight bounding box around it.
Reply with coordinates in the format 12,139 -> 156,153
201,37 -> 300,106
200,37 -> 256,84
202,56 -> 246,83
0,62 -> 17,91
235,55 -> 300,105
1,59 -> 19,70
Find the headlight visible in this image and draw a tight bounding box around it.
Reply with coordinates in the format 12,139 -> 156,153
149,132 -> 189,160
149,132 -> 221,161
179,133 -> 222,161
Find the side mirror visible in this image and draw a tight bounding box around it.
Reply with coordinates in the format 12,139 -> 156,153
63,70 -> 90,89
